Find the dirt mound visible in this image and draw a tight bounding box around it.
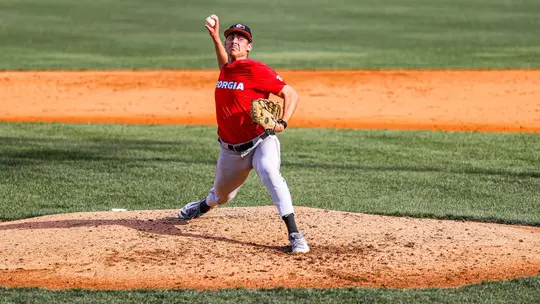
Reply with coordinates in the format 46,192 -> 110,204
1,206 -> 538,290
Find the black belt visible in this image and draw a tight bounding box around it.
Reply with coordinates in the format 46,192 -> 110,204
219,133 -> 269,152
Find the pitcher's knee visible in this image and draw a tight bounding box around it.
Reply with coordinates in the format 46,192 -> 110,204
206,189 -> 235,206
215,193 -> 236,205
260,171 -> 285,188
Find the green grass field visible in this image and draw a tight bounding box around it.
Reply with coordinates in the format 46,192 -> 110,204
1,0 -> 540,303
1,123 -> 539,224
1,123 -> 539,303
1,0 -> 540,69
1,276 -> 540,304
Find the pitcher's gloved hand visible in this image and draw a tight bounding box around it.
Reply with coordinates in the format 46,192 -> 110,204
250,98 -> 283,134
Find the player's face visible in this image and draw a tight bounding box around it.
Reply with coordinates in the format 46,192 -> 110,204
225,33 -> 252,58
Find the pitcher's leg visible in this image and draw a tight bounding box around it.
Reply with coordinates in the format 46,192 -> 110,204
252,135 -> 294,217
179,148 -> 250,220
252,135 -> 309,253
208,148 -> 251,206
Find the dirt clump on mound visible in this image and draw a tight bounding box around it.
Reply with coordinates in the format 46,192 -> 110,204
0,206 -> 539,290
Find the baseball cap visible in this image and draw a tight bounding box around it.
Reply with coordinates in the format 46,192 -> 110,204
224,23 -> 252,42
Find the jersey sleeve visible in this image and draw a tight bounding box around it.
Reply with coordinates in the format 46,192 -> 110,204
251,63 -> 286,95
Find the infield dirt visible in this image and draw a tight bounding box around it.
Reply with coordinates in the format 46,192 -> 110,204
0,70 -> 539,290
1,70 -> 539,132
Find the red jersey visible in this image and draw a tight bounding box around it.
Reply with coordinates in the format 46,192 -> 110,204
215,59 -> 286,144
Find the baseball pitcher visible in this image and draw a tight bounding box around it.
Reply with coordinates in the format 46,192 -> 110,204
177,14 -> 309,253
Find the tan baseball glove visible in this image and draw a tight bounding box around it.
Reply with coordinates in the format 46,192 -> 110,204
250,98 -> 282,134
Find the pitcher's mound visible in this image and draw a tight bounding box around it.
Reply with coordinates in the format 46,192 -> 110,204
0,206 -> 539,290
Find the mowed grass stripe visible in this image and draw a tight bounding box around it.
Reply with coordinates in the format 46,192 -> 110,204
1,0 -> 540,69
0,276 -> 539,304
1,123 -> 538,225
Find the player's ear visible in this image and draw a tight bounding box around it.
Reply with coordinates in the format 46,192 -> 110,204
247,43 -> 253,52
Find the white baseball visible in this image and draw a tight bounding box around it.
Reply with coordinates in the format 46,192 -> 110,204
205,16 -> 216,27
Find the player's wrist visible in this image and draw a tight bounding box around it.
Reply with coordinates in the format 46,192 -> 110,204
278,119 -> 288,129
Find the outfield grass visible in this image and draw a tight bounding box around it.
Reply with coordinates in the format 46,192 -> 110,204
1,124 -> 539,301
0,276 -> 539,304
1,0 -> 540,69
1,123 -> 539,225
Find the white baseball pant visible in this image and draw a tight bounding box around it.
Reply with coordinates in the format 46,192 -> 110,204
204,134 -> 294,217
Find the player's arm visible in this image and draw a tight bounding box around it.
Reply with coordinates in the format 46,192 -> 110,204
275,85 -> 299,132
204,14 -> 228,70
